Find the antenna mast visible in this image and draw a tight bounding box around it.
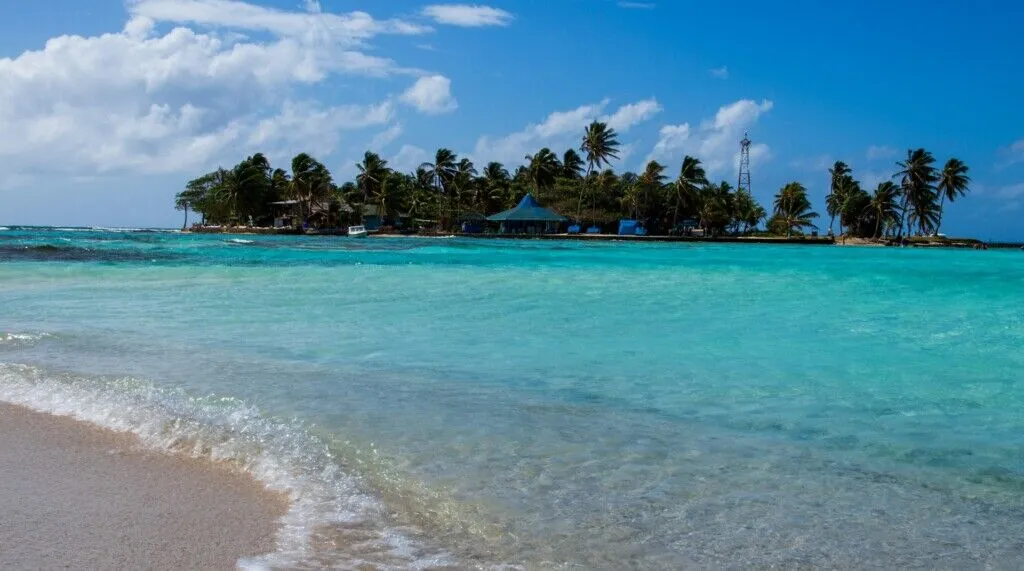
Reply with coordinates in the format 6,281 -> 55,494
737,132 -> 752,195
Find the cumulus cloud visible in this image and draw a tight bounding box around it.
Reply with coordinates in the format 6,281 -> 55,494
421,4 -> 514,27
247,100 -> 393,156
399,75 -> 458,114
648,124 -> 693,163
473,98 -> 661,166
369,124 -> 404,151
647,99 -> 774,174
390,144 -> 430,172
604,98 -> 663,133
0,0 -> 446,185
130,0 -> 431,43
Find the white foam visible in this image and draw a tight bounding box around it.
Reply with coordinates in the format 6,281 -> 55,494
0,227 -> 9,231
227,238 -> 256,245
0,332 -> 54,345
0,362 -> 456,569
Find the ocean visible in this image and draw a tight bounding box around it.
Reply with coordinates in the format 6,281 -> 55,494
2,227 -> 1024,569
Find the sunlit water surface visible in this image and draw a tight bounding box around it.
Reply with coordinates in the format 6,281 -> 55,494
2,227 -> 1024,569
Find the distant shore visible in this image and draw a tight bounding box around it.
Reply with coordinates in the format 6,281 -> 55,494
0,402 -> 286,570
182,225 -> 1024,249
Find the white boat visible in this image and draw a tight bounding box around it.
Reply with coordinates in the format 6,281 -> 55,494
347,225 -> 368,238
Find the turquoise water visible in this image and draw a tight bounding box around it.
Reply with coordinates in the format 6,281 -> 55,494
2,227 -> 1024,569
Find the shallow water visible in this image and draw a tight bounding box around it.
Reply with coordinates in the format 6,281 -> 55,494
2,227 -> 1024,569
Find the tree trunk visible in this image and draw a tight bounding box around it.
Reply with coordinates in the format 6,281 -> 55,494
576,165 -> 593,223
672,192 -> 680,229
935,193 -> 946,235
182,205 -> 189,230
897,191 -> 909,238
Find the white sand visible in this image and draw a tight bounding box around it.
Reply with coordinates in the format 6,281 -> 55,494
0,402 -> 286,570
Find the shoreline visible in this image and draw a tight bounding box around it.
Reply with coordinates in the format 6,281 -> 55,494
179,226 -> 1023,249
0,401 -> 287,570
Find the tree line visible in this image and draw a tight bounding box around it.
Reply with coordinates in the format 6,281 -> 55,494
822,151 -> 970,239
175,121 -> 970,238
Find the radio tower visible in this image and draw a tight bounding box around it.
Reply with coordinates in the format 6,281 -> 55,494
737,132 -> 752,195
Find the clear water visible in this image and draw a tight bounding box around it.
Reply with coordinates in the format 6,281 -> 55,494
2,227 -> 1024,569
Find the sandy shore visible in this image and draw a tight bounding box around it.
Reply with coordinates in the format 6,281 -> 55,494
0,402 -> 287,570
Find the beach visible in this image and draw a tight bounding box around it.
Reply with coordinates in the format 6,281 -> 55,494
0,402 -> 285,571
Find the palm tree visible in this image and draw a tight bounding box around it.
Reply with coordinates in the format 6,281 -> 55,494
894,148 -> 939,237
578,121 -> 621,220
290,153 -> 332,225
174,193 -> 192,229
826,161 -> 851,234
356,151 -> 390,213
836,175 -> 865,235
936,158 -> 970,234
524,148 -> 560,198
698,182 -> 735,236
562,149 -> 585,180
621,179 -> 643,221
673,155 -> 707,228
269,168 -> 290,202
480,162 -> 512,211
420,148 -> 458,229
733,187 -> 764,233
452,158 -> 478,217
867,181 -> 901,238
375,171 -> 408,224
584,168 -> 619,219
636,160 -> 666,224
773,182 -> 819,237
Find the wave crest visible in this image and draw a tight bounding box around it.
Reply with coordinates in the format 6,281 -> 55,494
0,363 -> 457,569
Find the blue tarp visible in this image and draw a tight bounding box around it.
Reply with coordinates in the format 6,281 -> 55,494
618,220 -> 647,236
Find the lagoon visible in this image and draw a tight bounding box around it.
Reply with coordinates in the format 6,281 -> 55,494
2,228 -> 1024,568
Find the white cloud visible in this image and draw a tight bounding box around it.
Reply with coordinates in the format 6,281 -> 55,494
390,144 -> 430,173
370,124 -> 404,150
473,98 -> 661,166
0,0 -> 443,184
131,0 -> 431,43
617,1 -> 656,8
399,75 -> 458,114
247,100 -> 392,155
866,145 -> 898,160
603,98 -> 662,133
647,99 -> 774,174
709,66 -> 729,79
648,124 -> 692,163
421,4 -> 514,27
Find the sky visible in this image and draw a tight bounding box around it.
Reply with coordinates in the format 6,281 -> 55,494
1,0 -> 1022,239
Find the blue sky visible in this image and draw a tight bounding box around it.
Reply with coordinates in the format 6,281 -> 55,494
1,0 -> 1022,239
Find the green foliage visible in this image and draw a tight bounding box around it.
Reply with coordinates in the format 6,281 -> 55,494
176,140 -> 972,241
815,150 -> 970,240
773,182 -> 819,237
936,158 -> 970,233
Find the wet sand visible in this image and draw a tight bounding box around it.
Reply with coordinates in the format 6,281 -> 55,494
0,402 -> 286,570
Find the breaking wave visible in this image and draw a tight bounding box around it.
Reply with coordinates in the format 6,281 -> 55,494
0,362 -> 460,570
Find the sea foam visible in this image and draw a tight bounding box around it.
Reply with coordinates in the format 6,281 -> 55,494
0,362 -> 457,570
